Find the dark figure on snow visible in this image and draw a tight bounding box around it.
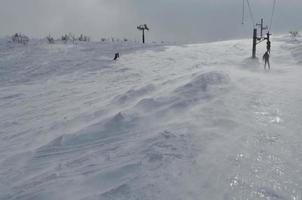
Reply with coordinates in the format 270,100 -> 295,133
263,51 -> 270,70
267,40 -> 271,53
113,53 -> 120,61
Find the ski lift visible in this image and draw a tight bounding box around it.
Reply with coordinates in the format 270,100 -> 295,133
241,0 -> 277,32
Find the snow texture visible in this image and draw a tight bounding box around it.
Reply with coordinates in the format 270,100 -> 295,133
1,35 -> 302,200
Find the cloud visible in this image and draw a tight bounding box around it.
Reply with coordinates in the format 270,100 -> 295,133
0,0 -> 301,42
0,0 -> 139,39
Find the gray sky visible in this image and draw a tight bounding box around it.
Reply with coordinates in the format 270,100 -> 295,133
0,0 -> 302,43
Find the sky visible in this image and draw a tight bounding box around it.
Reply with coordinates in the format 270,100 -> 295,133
0,0 -> 302,43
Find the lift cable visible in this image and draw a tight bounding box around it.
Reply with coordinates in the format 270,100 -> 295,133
269,0 -> 277,31
246,0 -> 256,28
242,0 -> 245,24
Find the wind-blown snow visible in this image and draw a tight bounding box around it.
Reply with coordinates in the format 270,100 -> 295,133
1,35 -> 302,200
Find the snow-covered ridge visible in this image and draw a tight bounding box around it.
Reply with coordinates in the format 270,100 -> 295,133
1,35 -> 302,199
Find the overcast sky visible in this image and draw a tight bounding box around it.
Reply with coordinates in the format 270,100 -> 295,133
0,0 -> 301,43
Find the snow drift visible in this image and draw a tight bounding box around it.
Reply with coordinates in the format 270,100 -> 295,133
1,35 -> 302,200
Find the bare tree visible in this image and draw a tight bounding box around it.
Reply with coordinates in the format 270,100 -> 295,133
289,31 -> 299,38
11,33 -> 29,45
61,34 -> 69,43
79,34 -> 90,42
47,34 -> 55,44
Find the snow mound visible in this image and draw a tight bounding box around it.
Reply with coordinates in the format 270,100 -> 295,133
134,98 -> 162,111
113,84 -> 156,105
35,112 -> 136,157
175,71 -> 230,94
132,71 -> 230,115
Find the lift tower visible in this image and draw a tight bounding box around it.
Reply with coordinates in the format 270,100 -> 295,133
137,24 -> 150,44
252,18 -> 270,58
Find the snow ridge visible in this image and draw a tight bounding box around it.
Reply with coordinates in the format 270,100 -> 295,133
1,36 -> 302,199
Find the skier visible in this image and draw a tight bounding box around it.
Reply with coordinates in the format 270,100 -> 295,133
113,52 -> 120,61
263,51 -> 270,70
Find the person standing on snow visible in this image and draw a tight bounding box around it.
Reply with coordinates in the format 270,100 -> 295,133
263,51 -> 270,70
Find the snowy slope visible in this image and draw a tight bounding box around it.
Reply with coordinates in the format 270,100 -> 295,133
1,35 -> 302,200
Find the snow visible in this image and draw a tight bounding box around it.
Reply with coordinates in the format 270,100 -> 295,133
1,35 -> 302,200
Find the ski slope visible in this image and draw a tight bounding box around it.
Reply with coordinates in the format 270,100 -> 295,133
1,35 -> 302,200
